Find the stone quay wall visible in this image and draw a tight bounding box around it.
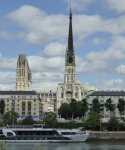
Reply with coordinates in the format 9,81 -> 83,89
81,131 -> 125,141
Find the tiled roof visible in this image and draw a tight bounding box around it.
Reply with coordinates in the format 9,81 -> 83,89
0,91 -> 37,95
88,91 -> 125,96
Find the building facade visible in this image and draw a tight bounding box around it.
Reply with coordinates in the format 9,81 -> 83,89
87,91 -> 125,119
16,54 -> 32,91
0,91 -> 42,121
57,8 -> 81,109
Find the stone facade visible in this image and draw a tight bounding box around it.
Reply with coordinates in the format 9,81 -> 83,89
0,91 -> 42,121
16,54 -> 32,91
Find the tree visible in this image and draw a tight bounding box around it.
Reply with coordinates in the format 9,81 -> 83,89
117,98 -> 125,119
81,99 -> 88,117
92,98 -> 100,113
0,99 -> 5,114
74,101 -> 83,118
85,111 -> 102,130
108,117 -> 119,131
43,112 -> 58,128
69,99 -> 77,119
3,111 -> 19,126
22,116 -> 35,125
58,103 -> 72,119
105,98 -> 114,118
0,99 -> 5,122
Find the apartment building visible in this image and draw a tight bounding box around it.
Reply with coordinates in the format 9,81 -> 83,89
41,99 -> 54,113
0,91 -> 42,121
87,91 -> 125,119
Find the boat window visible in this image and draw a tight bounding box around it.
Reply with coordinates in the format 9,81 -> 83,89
61,132 -> 75,135
7,132 -> 13,137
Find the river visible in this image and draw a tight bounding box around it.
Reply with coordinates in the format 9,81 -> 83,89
7,141 -> 125,150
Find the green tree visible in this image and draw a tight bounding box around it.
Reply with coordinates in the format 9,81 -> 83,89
69,99 -> 77,119
58,103 -> 72,119
105,98 -> 114,118
43,112 -> 58,128
108,117 -> 119,131
81,99 -> 88,117
117,98 -> 125,119
0,99 -> 5,122
67,120 -> 76,129
0,141 -> 8,150
3,111 -> 19,126
92,98 -> 100,113
85,111 -> 102,130
22,116 -> 35,125
74,101 -> 82,118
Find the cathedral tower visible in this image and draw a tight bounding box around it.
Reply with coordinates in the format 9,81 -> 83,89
57,7 -> 81,109
16,54 -> 32,91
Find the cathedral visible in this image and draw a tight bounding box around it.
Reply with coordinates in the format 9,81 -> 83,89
57,8 -> 81,109
16,8 -> 98,110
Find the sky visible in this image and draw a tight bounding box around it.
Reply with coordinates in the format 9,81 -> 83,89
1,0 -> 125,91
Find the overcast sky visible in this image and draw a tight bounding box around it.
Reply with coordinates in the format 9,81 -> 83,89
0,0 -> 125,91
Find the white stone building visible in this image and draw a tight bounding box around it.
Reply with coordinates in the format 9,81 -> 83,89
87,91 -> 125,119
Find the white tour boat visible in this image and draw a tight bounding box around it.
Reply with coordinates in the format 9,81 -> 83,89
0,125 -> 89,143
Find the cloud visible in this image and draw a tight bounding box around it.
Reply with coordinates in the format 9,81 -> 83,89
86,36 -> 125,62
37,42 -> 66,57
0,53 -> 17,70
3,5 -> 125,46
27,56 -> 65,72
92,38 -> 106,45
105,0 -> 125,14
83,79 -> 124,91
116,64 -> 125,75
64,0 -> 97,11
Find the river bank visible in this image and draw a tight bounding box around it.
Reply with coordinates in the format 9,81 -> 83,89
84,131 -> 125,141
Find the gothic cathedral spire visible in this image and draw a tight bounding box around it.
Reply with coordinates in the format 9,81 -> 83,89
65,6 -> 75,66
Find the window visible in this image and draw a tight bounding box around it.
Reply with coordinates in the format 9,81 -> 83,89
34,108 -> 36,110
18,96 -> 20,98
61,94 -> 63,98
106,109 -> 108,111
7,108 -> 9,111
17,108 -> 19,111
111,100 -> 114,104
34,113 -> 36,115
100,100 -> 104,103
18,100 -> 20,102
11,96 -> 13,98
22,108 -> 25,111
34,100 -> 36,102
7,100 -> 9,102
7,104 -> 9,106
22,112 -> 25,116
30,96 -> 32,98
12,100 -> 15,103
22,96 -> 26,98
18,104 -> 19,106
75,93 -> 78,98
34,104 -> 36,107
14,96 -> 16,98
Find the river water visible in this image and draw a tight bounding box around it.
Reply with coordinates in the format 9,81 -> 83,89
7,141 -> 125,150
